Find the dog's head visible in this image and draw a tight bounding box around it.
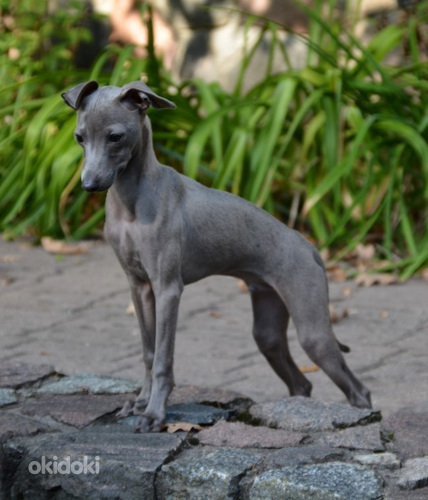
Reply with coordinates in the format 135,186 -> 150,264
62,81 -> 175,192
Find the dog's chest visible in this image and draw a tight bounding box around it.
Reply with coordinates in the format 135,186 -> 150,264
105,218 -> 151,282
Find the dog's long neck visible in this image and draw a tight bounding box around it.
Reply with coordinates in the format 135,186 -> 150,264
108,116 -> 159,217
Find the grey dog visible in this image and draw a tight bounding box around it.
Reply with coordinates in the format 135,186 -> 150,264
62,80 -> 372,432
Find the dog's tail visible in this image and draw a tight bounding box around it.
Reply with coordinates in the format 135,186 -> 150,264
337,340 -> 351,353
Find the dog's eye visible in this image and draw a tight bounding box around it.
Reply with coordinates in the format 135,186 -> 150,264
75,133 -> 84,144
109,133 -> 123,143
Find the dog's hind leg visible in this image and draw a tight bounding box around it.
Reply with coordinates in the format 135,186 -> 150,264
250,287 -> 313,397
277,260 -> 372,408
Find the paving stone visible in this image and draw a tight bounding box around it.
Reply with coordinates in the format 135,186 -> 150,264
249,397 -> 381,432
260,445 -> 349,469
118,402 -> 233,429
35,373 -> 141,396
20,394 -> 131,429
157,446 -> 262,500
198,420 -> 305,449
3,429 -> 184,500
168,385 -> 253,410
384,490 -> 428,500
0,388 -> 17,407
0,412 -> 55,441
247,462 -> 383,500
166,402 -> 232,425
354,452 -> 401,470
0,361 -> 56,388
397,457 -> 428,490
312,423 -> 384,451
382,401 -> 428,459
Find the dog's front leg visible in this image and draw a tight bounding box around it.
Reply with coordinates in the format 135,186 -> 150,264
135,280 -> 183,432
117,280 -> 156,418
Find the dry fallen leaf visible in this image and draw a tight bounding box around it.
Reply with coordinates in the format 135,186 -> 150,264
0,273 -> 13,286
237,279 -> 249,293
299,364 -> 319,373
210,310 -> 223,319
0,254 -> 20,263
327,265 -> 347,283
355,243 -> 376,263
421,269 -> 428,283
319,247 -> 330,263
126,301 -> 136,316
379,310 -> 389,319
329,304 -> 349,324
41,237 -> 92,255
355,272 -> 399,287
165,422 -> 203,434
342,286 -> 352,298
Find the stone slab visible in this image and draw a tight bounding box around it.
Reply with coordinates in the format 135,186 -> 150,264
168,385 -> 254,410
4,429 -> 184,500
260,445 -> 349,469
118,402 -> 233,429
247,462 -> 383,500
312,423 -> 384,451
249,397 -> 381,432
397,457 -> 428,491
156,446 -> 262,500
35,373 -> 141,396
20,394 -> 131,429
166,403 -> 232,425
381,401 -> 428,459
354,452 -> 401,470
198,420 -> 305,449
0,388 -> 17,408
0,412 -> 55,441
0,362 -> 56,388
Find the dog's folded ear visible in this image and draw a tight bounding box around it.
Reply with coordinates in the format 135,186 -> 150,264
61,81 -> 99,110
119,81 -> 176,112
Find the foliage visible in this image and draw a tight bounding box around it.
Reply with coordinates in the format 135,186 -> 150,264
0,0 -> 427,278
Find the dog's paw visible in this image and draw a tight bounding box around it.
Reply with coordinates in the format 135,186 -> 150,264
116,400 -> 134,418
134,414 -> 165,433
116,398 -> 149,418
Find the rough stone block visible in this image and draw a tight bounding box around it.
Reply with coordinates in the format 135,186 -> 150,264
166,403 -> 232,425
20,394 -> 130,429
4,428 -> 184,500
157,446 -> 262,500
0,388 -> 17,408
354,452 -> 401,470
247,462 -> 383,500
313,423 -> 384,451
0,361 -> 55,388
397,457 -> 428,490
382,401 -> 428,459
259,445 -> 348,469
198,420 -> 305,448
35,373 -> 141,396
168,385 -> 253,411
249,397 -> 381,432
0,412 -> 55,441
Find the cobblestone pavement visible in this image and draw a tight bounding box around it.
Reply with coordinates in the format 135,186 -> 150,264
1,237 -> 427,417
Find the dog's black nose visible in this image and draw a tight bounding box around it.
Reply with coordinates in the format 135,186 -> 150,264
81,179 -> 100,192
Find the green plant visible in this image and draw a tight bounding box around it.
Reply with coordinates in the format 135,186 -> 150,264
0,2 -> 163,239
0,0 -> 427,279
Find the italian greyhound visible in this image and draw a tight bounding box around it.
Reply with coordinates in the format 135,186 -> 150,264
62,81 -> 372,432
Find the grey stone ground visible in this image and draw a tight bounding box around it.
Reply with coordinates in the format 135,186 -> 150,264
1,238 -> 427,414
1,237 -> 427,499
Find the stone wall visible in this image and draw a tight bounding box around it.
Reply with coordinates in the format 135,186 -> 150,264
1,361 -> 427,499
